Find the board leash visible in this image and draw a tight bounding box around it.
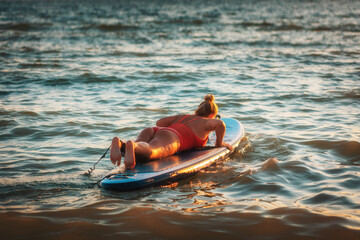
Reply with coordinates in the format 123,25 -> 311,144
84,145 -> 111,176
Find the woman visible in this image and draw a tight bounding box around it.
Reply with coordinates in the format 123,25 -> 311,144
110,94 -> 232,169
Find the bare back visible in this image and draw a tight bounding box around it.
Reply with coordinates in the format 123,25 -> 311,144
156,114 -> 225,144
170,114 -> 220,140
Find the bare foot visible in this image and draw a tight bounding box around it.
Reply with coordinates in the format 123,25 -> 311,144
110,137 -> 122,166
124,140 -> 136,169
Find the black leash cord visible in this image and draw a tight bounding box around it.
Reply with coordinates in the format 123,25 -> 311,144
84,145 -> 110,176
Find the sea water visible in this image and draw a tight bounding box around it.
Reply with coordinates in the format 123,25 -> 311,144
0,0 -> 359,239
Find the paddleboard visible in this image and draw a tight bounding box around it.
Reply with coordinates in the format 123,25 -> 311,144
100,118 -> 245,191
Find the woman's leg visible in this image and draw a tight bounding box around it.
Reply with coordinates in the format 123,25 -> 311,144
135,127 -> 155,142
110,128 -> 155,166
110,137 -> 122,166
124,131 -> 180,169
124,140 -> 136,169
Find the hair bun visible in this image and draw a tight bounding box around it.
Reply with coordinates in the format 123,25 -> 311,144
204,94 -> 214,102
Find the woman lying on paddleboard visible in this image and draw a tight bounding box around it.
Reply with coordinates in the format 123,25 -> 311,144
110,94 -> 232,169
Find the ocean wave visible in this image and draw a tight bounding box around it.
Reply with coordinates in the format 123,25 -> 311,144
19,46 -> 35,52
128,106 -> 169,113
42,73 -> 126,86
260,157 -> 280,171
18,111 -> 40,117
302,140 -> 360,159
329,89 -> 360,99
330,50 -> 360,57
10,126 -> 39,137
0,174 -> 92,203
0,90 -> 12,96
0,124 -> 93,140
0,22 -> 52,31
0,119 -> 18,128
158,9 -> 221,25
14,46 -> 61,54
228,20 -> 360,33
234,21 -> 304,31
280,160 -> 326,182
112,126 -> 138,134
301,192 -> 359,207
203,38 -> 324,48
77,72 -> 126,84
33,129 -> 93,139
311,23 -> 360,32
80,23 -> 139,31
19,62 -> 62,69
168,17 -> 206,25
110,50 -> 153,57
339,177 -> 360,190
0,110 -> 42,119
1,205 -> 359,239
43,78 -> 72,86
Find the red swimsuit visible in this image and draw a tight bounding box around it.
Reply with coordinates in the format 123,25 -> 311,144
152,115 -> 208,152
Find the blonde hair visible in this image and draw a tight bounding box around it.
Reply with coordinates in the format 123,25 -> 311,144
195,94 -> 218,117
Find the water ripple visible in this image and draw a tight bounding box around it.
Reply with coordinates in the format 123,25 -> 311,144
1,0 -> 360,238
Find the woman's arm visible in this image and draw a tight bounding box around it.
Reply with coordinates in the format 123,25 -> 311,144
205,119 -> 233,150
